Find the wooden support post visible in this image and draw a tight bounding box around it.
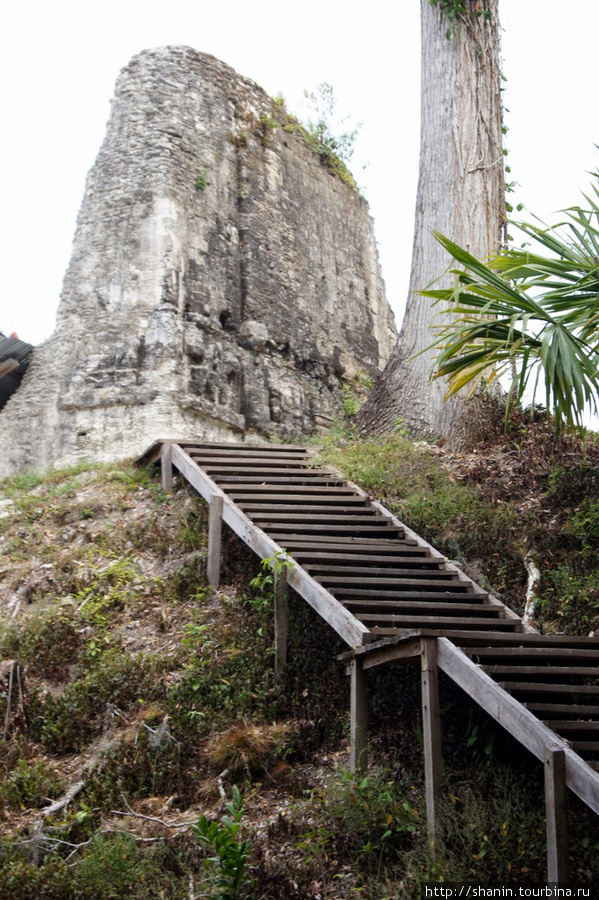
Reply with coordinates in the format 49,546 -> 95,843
274,567 -> 288,677
421,638 -> 442,854
207,495 -> 223,588
545,747 -> 569,883
161,443 -> 173,492
349,657 -> 369,774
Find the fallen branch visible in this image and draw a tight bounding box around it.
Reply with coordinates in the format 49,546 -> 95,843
523,550 -> 541,628
41,780 -> 86,819
111,809 -> 195,830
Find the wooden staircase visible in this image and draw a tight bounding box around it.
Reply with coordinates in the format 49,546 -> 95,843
142,438 -> 599,879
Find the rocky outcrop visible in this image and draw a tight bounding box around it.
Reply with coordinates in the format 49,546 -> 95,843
0,47 -> 395,475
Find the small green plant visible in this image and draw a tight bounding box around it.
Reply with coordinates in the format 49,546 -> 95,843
192,785 -> 254,899
259,114 -> 278,148
249,550 -> 293,617
196,168 -> 209,190
341,370 -> 373,418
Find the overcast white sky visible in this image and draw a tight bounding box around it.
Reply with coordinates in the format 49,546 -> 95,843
1,1 -> 599,346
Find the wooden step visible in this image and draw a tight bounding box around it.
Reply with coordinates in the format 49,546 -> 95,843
183,442 -> 312,452
451,633 -> 599,648
316,575 -> 465,589
332,588 -> 489,601
568,741 -> 599,754
467,647 -> 599,662
216,475 -> 346,485
263,524 -> 405,535
248,513 -> 389,525
193,455 -> 316,467
483,665 -> 599,678
355,603 -> 504,619
525,703 -> 599,716
239,504 -> 377,515
281,540 -> 422,553
370,618 -> 521,633
305,564 -> 450,578
299,554 -> 440,568
227,486 -> 363,499
542,721 -> 599,733
501,682 -> 599,695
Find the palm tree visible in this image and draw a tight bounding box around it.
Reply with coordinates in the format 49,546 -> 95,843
423,171 -> 599,432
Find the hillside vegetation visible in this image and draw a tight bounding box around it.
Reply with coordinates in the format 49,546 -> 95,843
1,420 -> 598,897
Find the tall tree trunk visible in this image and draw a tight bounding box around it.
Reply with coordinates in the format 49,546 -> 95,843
357,0 -> 505,447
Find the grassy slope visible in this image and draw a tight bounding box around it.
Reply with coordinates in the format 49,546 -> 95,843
0,425 -> 598,897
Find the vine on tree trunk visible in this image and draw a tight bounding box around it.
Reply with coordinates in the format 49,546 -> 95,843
429,0 -> 492,37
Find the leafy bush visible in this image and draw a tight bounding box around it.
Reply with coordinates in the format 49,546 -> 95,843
31,652 -> 164,753
0,757 -> 64,809
302,767 -> 423,875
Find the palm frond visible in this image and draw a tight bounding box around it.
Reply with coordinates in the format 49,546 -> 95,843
421,171 -> 599,432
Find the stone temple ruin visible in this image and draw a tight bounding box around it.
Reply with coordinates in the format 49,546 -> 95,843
0,46 -> 396,477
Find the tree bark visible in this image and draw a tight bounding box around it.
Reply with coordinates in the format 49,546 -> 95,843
357,0 -> 505,448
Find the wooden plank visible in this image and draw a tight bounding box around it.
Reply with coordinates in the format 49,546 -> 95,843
543,721 -> 599,732
370,621 -> 521,635
182,441 -> 313,452
337,589 -> 489,601
351,603 -> 502,616
282,540 -> 420,552
545,748 -> 569,883
361,637 -> 423,670
240,504 -> 376,515
203,465 -> 336,476
249,513 -> 386,524
190,451 -> 312,462
526,703 -> 599,716
317,576 -> 467,589
501,682 -> 599,695
281,534 -> 413,544
467,647 -> 599,661
305,565 -> 448,577
421,638 -> 442,853
349,658 -> 369,774
303,557 -> 440,569
452,633 -> 599,648
161,442 -> 173,493
216,475 -> 346,485
483,665 -> 599,678
189,443 -> 314,462
274,567 -> 288,677
263,524 -> 404,535
227,484 -> 359,495
207,495 -> 223,588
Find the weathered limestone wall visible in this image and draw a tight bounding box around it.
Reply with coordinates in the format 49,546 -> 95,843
0,47 -> 395,475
